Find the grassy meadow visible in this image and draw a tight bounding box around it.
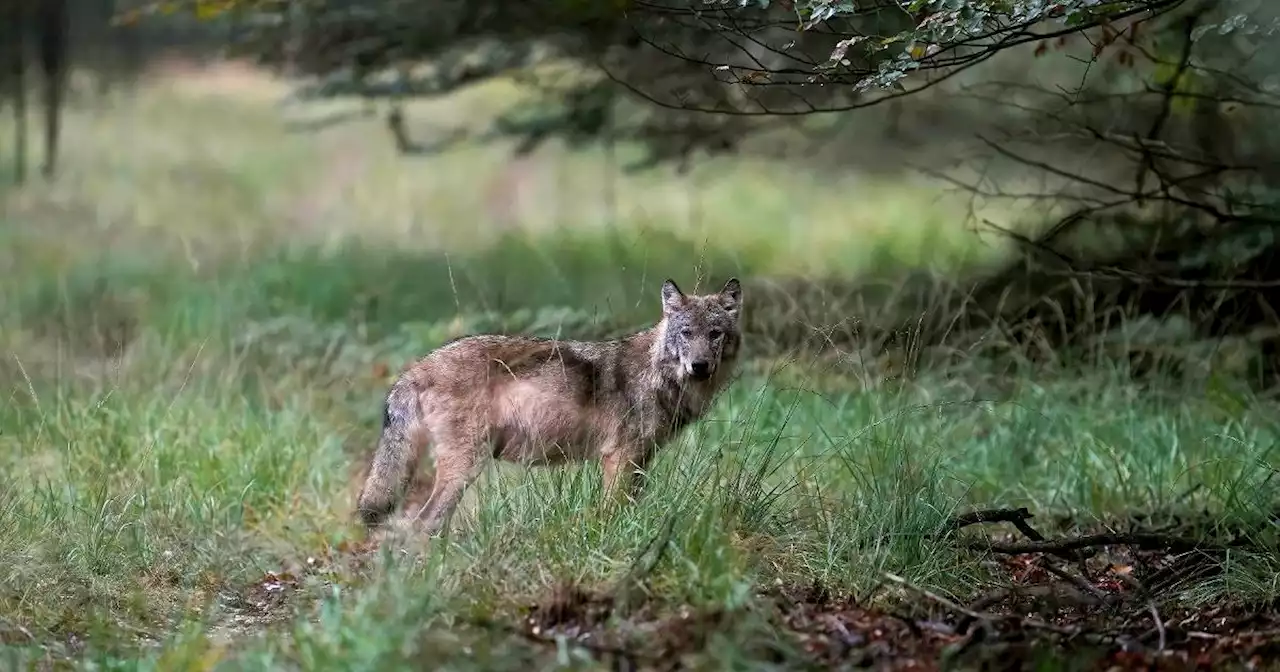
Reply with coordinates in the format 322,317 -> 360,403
1,60 -> 1278,670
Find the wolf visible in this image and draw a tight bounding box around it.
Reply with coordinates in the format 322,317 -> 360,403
355,277 -> 744,537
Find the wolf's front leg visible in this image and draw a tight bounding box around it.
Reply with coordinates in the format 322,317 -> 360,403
601,442 -> 651,507
407,429 -> 487,537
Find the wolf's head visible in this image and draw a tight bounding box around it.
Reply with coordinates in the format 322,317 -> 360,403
658,277 -> 743,383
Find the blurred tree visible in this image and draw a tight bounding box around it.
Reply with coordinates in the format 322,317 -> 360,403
140,1 -> 1191,167
122,0 -> 1280,379
1,0 -> 69,183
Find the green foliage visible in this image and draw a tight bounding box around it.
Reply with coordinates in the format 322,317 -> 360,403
805,0 -> 1185,89
145,0 -> 1197,97
121,0 -> 1264,177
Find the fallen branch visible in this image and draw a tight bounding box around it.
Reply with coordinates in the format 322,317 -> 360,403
883,573 -> 1002,624
1041,560 -> 1110,605
943,507 -> 1035,532
968,532 -> 1229,556
1150,602 -> 1167,654
942,507 -> 1084,560
954,583 -> 1108,634
883,572 -> 1079,636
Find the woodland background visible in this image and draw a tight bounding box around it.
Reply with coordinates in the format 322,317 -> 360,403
2,1 -> 1279,668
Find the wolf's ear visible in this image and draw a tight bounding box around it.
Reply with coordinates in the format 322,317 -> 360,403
661,279 -> 686,315
719,277 -> 742,315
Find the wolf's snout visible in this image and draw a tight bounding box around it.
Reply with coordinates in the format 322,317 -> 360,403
689,361 -> 712,380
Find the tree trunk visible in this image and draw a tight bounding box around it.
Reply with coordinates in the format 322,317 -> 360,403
1,10 -> 29,184
38,0 -> 69,179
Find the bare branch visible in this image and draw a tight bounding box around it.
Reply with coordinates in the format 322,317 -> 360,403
1133,9 -> 1203,203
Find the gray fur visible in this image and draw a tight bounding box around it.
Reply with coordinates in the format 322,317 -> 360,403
355,277 -> 745,538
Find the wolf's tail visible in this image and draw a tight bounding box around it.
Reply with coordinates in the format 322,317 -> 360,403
356,379 -> 424,529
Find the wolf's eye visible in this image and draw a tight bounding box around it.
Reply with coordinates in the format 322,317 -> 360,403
681,328 -> 694,338
709,329 -> 723,340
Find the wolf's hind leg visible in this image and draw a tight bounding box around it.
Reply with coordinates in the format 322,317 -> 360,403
407,426 -> 488,537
